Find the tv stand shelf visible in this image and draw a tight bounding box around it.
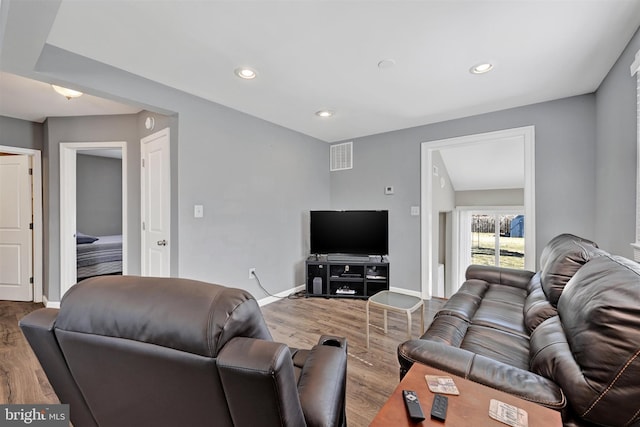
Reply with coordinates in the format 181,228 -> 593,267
306,256 -> 389,299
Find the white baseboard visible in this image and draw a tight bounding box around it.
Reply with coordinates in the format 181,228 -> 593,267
389,286 -> 423,299
257,284 -> 305,307
43,295 -> 61,309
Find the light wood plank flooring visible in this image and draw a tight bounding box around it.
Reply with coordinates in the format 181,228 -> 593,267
0,296 -> 444,426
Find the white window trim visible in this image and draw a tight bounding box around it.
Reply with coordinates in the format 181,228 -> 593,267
631,49 -> 640,260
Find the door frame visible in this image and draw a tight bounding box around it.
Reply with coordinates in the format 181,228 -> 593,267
59,141 -> 128,297
420,126 -> 535,300
0,145 -> 42,302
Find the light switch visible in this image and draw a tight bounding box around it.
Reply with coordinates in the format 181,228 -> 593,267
194,205 -> 204,218
411,206 -> 420,216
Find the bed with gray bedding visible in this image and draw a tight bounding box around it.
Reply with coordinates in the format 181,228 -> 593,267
77,234 -> 122,280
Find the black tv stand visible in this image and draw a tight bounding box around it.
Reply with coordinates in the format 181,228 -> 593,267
327,254 -> 370,262
305,255 -> 389,299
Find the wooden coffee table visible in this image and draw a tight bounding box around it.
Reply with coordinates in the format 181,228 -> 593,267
370,363 -> 562,426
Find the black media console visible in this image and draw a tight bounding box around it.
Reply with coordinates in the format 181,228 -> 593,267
305,255 -> 389,299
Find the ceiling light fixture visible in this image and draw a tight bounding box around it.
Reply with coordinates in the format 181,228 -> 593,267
315,110 -> 334,118
377,59 -> 396,69
234,67 -> 257,80
51,84 -> 83,100
470,63 -> 494,74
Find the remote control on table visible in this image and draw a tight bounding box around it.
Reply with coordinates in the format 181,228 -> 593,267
430,394 -> 448,422
402,390 -> 425,421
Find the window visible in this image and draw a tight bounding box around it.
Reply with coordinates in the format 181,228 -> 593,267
470,212 -> 525,269
456,207 -> 525,291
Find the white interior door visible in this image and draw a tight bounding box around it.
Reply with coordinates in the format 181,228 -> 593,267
0,155 -> 33,301
141,128 -> 170,277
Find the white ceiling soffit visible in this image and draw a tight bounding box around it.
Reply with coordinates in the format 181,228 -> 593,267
0,72 -> 141,123
2,1 -> 640,142
439,137 -> 525,191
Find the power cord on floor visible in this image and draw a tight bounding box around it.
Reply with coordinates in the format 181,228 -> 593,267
251,270 -> 307,299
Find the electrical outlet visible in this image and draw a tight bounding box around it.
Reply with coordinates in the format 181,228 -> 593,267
249,268 -> 256,279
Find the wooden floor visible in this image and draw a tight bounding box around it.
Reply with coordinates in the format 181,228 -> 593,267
0,295 -> 445,427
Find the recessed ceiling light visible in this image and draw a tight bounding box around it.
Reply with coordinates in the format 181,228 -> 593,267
315,110 -> 334,118
234,67 -> 257,79
470,63 -> 494,74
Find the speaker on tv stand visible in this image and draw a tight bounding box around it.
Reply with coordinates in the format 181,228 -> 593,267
312,277 -> 323,295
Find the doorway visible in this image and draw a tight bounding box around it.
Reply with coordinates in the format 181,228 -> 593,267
59,142 -> 128,297
140,128 -> 170,277
420,126 -> 535,300
0,145 -> 43,302
0,146 -> 43,302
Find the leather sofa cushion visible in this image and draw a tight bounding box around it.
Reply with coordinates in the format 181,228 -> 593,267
422,316 -> 530,372
523,272 -> 557,333
461,325 -> 530,371
434,279 -> 484,321
538,233 -> 603,306
55,276 -> 273,358
436,277 -> 527,337
422,314 -> 470,347
472,299 -> 527,338
533,255 -> 640,426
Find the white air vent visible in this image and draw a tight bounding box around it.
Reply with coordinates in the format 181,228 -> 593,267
330,142 -> 353,171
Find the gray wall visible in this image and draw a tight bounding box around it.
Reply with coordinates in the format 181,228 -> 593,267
432,151 -> 455,212
595,27 -> 640,257
173,98 -> 329,293
31,46 -> 330,302
0,116 -> 42,150
331,94 -> 597,293
76,154 -> 122,236
43,114 -> 140,300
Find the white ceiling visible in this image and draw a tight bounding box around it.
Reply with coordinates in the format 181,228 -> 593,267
0,72 -> 140,123
1,0 -> 639,144
439,137 -> 524,191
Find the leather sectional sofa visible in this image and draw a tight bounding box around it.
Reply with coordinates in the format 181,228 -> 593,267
398,234 -> 640,427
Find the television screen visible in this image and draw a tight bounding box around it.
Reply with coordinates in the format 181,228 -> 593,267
310,210 -> 388,256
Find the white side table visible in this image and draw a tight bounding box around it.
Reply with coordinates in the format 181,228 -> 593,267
366,290 -> 424,348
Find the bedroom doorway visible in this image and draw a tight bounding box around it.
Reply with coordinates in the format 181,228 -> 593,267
59,142 -> 128,297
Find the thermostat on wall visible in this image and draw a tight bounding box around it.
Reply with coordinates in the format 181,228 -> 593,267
385,186 -> 394,195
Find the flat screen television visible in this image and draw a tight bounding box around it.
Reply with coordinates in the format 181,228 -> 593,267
310,210 -> 388,256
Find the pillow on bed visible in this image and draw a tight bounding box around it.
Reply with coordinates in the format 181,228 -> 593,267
77,232 -> 99,244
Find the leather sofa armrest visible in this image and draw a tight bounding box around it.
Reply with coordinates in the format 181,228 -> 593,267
317,334 -> 347,349
218,336 -> 347,427
217,337 -> 306,427
19,309 -> 98,427
398,340 -> 566,410
466,265 -> 535,290
298,337 -> 348,427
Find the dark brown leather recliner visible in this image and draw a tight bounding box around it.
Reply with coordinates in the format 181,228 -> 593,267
20,276 -> 348,427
